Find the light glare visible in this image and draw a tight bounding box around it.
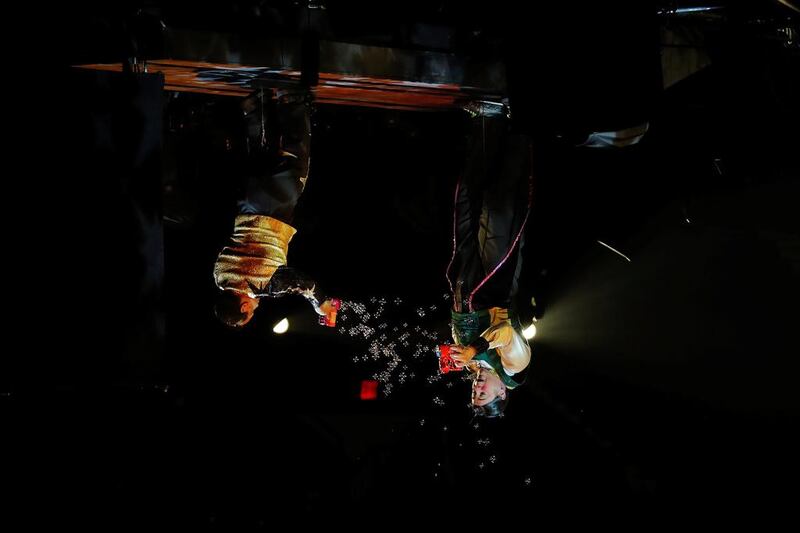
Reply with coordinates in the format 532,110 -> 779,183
273,318 -> 289,334
522,323 -> 537,340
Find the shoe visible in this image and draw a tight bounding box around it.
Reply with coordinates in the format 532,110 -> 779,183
463,99 -> 511,119
274,87 -> 314,106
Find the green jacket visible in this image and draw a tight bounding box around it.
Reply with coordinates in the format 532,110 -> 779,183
450,308 -> 529,389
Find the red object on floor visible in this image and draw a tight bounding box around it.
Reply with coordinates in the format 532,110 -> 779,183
360,380 -> 379,400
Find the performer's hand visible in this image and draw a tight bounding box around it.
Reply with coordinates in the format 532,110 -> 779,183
449,345 -> 477,365
319,299 -> 335,316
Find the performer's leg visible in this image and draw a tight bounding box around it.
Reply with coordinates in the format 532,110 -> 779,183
448,112 -> 496,312
237,89 -> 312,224
472,128 -> 533,310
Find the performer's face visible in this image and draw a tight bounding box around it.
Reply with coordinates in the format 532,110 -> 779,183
471,367 -> 506,407
238,294 -> 259,325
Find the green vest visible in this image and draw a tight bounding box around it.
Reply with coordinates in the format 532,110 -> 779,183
450,309 -> 522,389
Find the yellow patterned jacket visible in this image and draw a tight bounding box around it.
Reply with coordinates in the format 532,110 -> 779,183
213,215 -> 297,297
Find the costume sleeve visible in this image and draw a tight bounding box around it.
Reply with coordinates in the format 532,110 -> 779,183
268,265 -> 326,315
481,322 -> 532,374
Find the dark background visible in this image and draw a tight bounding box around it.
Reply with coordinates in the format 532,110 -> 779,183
6,0 -> 800,524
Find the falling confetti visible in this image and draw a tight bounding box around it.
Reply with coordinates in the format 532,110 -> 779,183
426,374 -> 442,385
334,296 -> 467,416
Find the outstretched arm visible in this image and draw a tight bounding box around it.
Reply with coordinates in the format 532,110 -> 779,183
268,265 -> 333,316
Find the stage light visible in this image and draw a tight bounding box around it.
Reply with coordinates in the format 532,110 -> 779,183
272,318 -> 289,334
522,322 -> 537,340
